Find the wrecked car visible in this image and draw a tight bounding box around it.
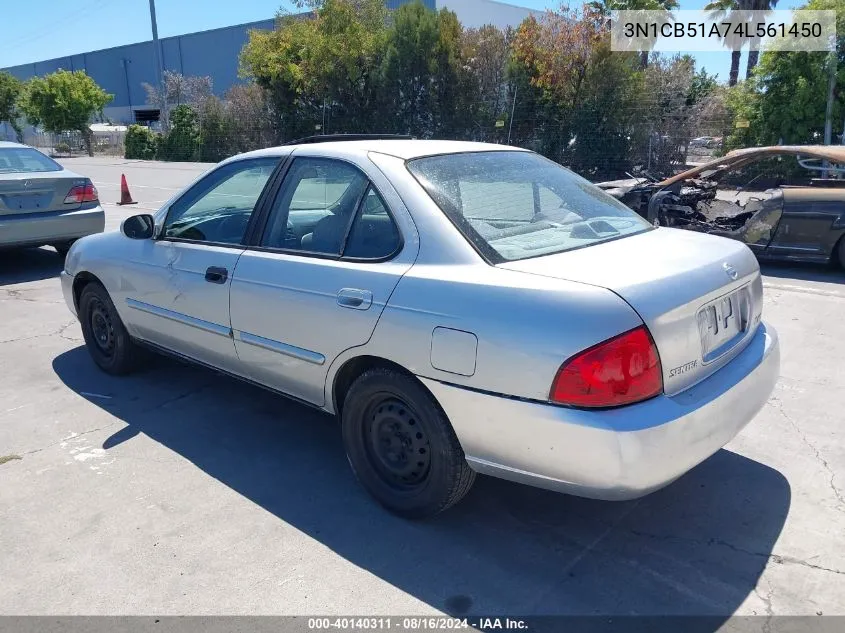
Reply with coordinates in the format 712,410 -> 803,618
597,146 -> 845,268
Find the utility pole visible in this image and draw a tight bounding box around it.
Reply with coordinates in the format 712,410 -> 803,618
823,40 -> 837,176
149,0 -> 167,128
506,86 -> 517,145
824,49 -> 836,145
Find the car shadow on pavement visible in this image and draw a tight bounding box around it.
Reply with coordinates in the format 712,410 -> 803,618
760,261 -> 844,284
0,247 -> 64,285
53,346 -> 790,619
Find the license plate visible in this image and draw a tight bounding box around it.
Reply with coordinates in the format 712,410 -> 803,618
2,194 -> 50,210
697,288 -> 749,362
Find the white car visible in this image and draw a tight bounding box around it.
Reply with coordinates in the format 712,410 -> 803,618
61,137 -> 780,518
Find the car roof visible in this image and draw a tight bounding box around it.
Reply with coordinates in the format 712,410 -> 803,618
661,145 -> 845,186
0,141 -> 29,149
234,139 -> 527,162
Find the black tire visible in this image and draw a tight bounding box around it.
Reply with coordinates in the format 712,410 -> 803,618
837,236 -> 845,270
52,241 -> 75,257
78,282 -> 143,375
341,368 -> 476,519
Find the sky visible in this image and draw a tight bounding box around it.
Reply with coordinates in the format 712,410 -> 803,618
0,0 -> 805,82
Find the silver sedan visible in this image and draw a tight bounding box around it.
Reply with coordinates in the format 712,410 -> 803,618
0,141 -> 104,255
60,138 -> 780,518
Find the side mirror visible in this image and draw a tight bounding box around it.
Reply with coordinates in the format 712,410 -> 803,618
121,214 -> 155,240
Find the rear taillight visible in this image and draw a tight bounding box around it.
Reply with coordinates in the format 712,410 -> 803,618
550,325 -> 663,408
64,181 -> 98,204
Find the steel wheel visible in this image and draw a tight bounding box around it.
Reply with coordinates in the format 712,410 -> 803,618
364,396 -> 431,489
79,282 -> 144,375
341,368 -> 476,518
88,297 -> 115,356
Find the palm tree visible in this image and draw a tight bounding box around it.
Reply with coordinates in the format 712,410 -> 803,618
587,0 -> 679,68
744,0 -> 779,77
704,0 -> 779,85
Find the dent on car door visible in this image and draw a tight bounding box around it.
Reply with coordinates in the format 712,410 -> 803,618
118,157 -> 280,371
229,156 -> 416,406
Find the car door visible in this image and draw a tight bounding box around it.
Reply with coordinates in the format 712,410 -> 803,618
765,188 -> 845,261
229,155 -> 418,406
118,156 -> 280,372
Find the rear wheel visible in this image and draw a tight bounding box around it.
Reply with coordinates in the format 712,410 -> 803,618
341,368 -> 475,519
79,282 -> 143,375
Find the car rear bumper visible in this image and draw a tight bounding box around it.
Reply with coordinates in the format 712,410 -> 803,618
0,206 -> 105,248
421,322 -> 779,500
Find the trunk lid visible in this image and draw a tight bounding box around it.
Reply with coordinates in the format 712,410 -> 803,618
0,173 -> 84,215
499,227 -> 763,396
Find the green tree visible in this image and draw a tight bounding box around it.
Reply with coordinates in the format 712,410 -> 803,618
158,104 -> 200,161
510,6 -> 620,161
723,0 -> 845,148
381,2 -> 465,136
569,40 -> 643,177
460,25 -> 512,140
686,66 -> 718,106
240,0 -> 390,140
124,124 -> 159,160
0,71 -> 24,142
433,8 -> 466,136
638,54 -> 706,175
225,83 -> 279,153
18,70 -> 112,156
197,96 -> 231,162
382,1 -> 440,135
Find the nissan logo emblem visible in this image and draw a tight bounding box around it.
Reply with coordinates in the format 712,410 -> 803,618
723,262 -> 738,280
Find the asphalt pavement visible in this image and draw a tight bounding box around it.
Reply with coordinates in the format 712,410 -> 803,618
1,156 -> 843,617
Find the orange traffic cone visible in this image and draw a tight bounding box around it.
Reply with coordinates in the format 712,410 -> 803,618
118,174 -> 137,205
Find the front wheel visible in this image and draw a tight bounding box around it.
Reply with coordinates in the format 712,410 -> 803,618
837,236 -> 845,270
79,282 -> 143,375
341,368 -> 476,519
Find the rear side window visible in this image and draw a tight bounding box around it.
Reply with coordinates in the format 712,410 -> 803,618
407,151 -> 651,263
261,157 -> 402,260
0,148 -> 63,173
344,187 -> 401,259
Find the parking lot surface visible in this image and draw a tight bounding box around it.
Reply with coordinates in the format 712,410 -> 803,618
1,157 -> 844,616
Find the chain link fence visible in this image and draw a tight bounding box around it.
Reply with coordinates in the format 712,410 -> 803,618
22,128 -> 126,158
122,98 -> 732,182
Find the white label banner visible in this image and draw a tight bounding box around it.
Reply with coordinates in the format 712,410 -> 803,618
610,10 -> 836,53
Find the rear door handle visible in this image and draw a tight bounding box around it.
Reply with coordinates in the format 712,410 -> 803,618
205,266 -> 228,284
337,288 -> 373,310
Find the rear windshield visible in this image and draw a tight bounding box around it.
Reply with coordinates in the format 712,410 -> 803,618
407,151 -> 652,263
0,147 -> 63,174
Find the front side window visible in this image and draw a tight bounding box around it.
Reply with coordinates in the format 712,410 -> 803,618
163,157 -> 279,244
407,151 -> 652,263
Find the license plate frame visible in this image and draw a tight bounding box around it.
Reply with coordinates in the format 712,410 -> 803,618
697,286 -> 750,363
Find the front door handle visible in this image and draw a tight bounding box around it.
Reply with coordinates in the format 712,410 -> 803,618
337,288 -> 373,310
205,266 -> 228,284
